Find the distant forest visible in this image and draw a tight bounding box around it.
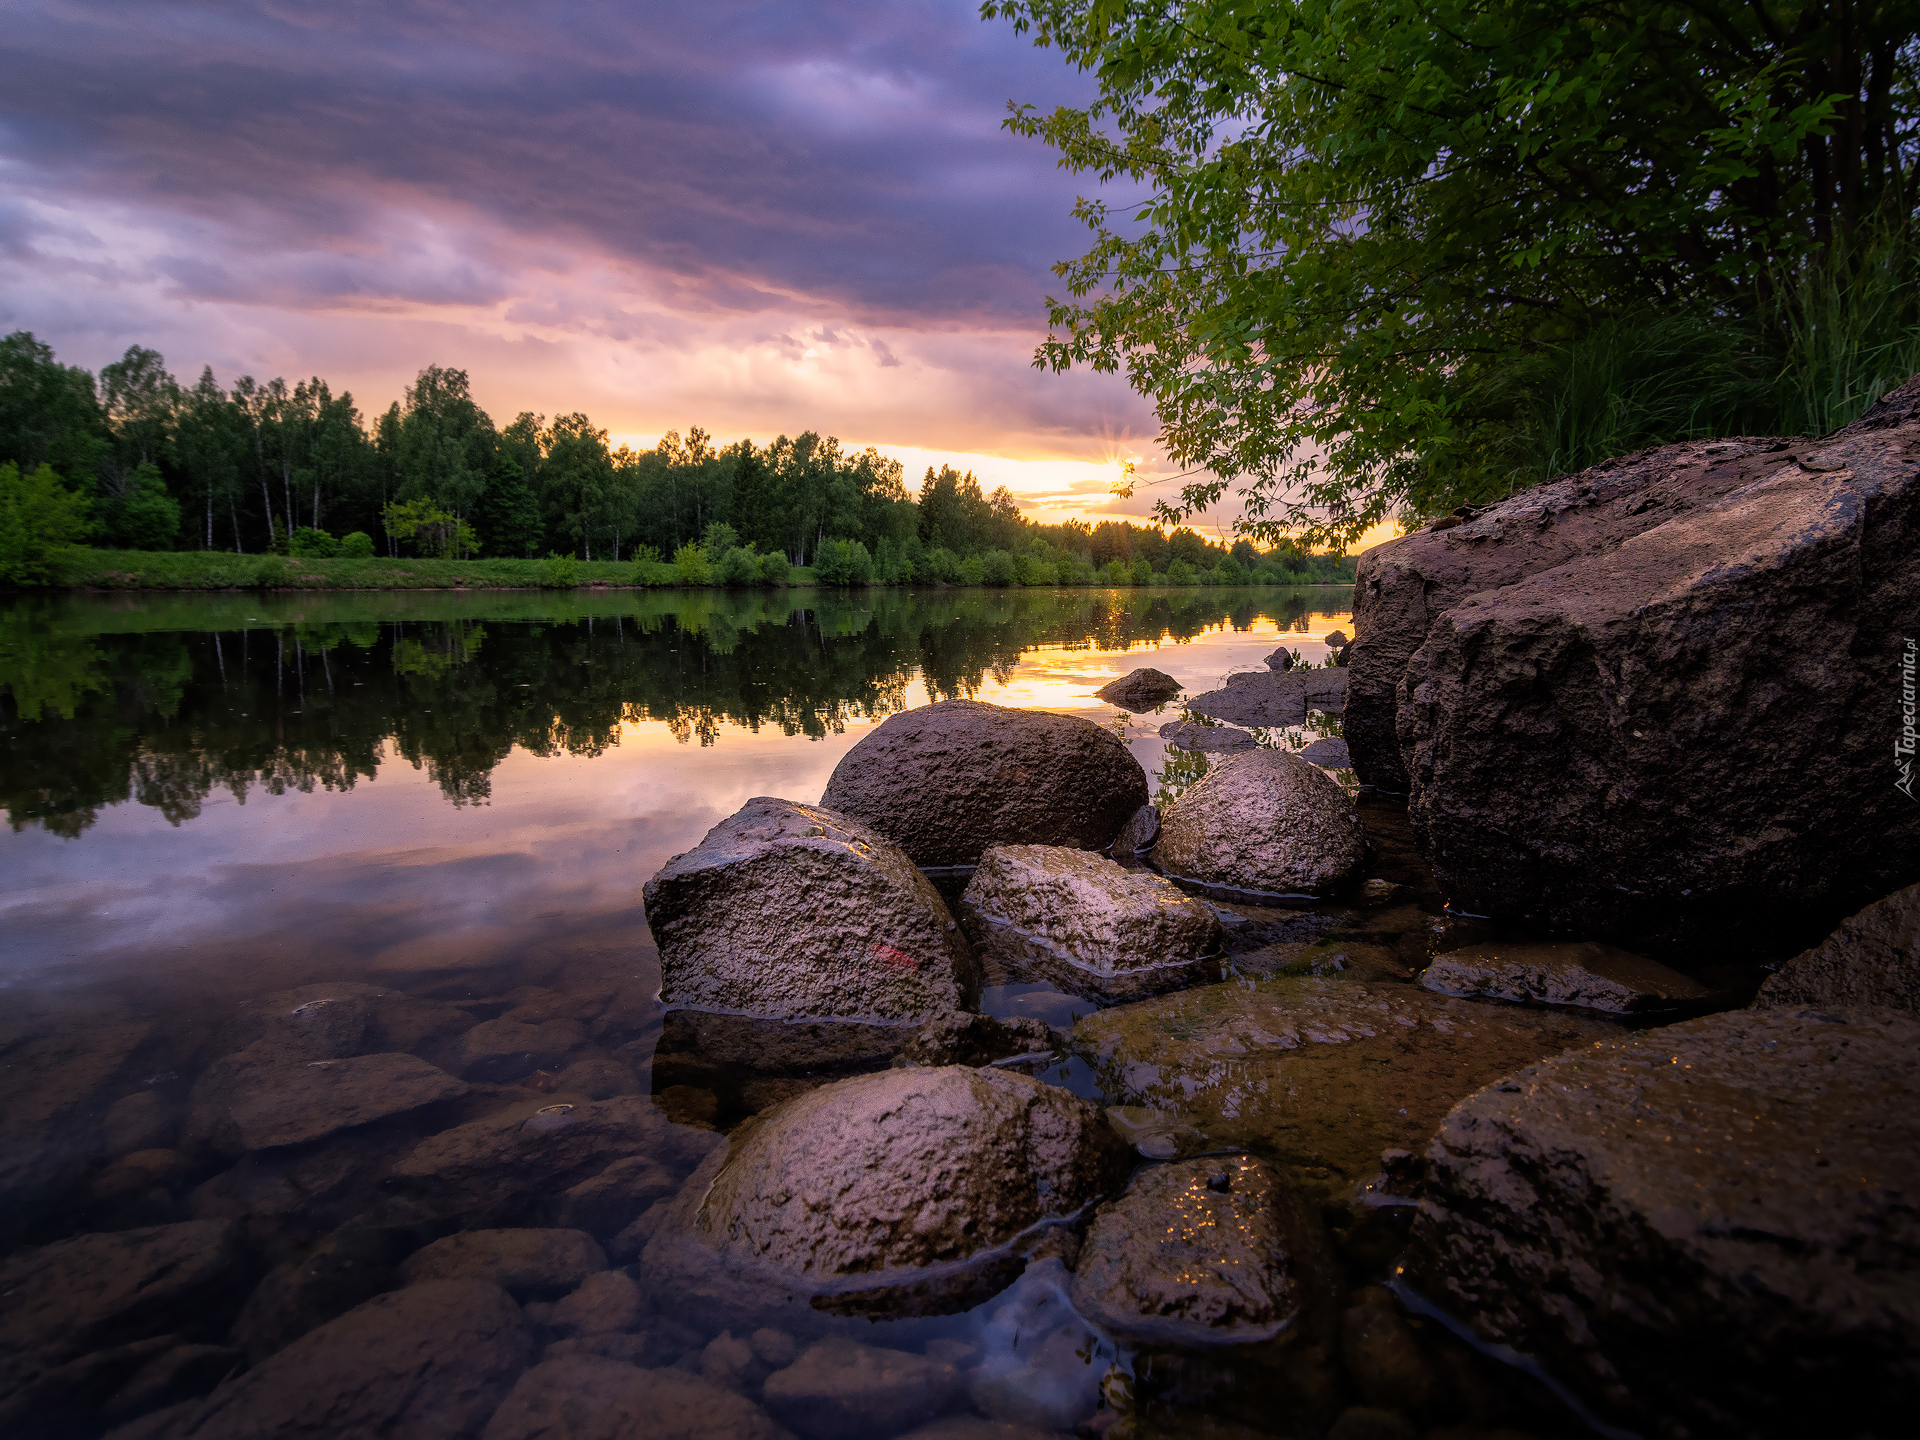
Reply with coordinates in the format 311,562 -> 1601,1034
0,334 -> 1355,586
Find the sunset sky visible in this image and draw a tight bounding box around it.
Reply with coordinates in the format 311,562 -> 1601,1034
0,1 -> 1373,543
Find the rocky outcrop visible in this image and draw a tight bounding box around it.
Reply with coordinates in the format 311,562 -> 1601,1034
180,1279 -> 530,1440
1421,941 -> 1711,1014
818,700 -> 1150,866
1402,1006 -> 1920,1438
643,1066 -> 1132,1321
1073,975 -> 1615,1195
644,797 -> 979,1025
1070,1156 -> 1336,1346
184,1050 -> 467,1154
1186,669 -> 1347,727
1095,668 -> 1182,711
1347,380 -> 1920,950
1755,880 -> 1920,1012
959,845 -> 1223,1000
1153,750 -> 1367,899
482,1356 -> 791,1440
1158,720 -> 1256,752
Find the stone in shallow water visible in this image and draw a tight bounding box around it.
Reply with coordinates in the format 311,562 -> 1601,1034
1298,737 -> 1351,768
481,1357 -> 791,1440
1072,975 -> 1615,1194
643,1066 -> 1133,1323
1402,1006 -> 1920,1439
1265,646 -> 1296,671
1420,940 -> 1711,1014
819,698 -> 1151,867
455,1016 -> 586,1082
1754,880 -> 1920,1012
1158,720 -> 1257,753
762,1339 -> 961,1440
1153,750 -> 1367,899
1112,804 -> 1160,855
186,1050 -> 468,1154
897,1011 -> 1054,1068
1095,667 -> 1182,711
180,1279 -> 530,1440
1071,1156 -> 1337,1346
644,796 -> 979,1025
229,1222 -> 406,1364
1186,669 -> 1348,727
104,1091 -> 177,1156
399,1228 -> 606,1299
959,845 -> 1224,1001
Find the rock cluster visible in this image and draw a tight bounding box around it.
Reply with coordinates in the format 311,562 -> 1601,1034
820,699 -> 1150,866
1153,750 -> 1367,898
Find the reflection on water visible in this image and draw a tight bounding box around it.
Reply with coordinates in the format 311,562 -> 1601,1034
0,585 -> 1612,1439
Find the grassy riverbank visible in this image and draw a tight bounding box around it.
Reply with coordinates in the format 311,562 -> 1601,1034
32,548 -> 1353,592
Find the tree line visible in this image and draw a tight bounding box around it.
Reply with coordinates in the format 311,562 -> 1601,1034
0,332 -> 1354,585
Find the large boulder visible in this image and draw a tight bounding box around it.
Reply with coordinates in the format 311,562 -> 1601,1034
643,1066 -> 1133,1321
1070,1156 -> 1336,1346
1754,880 -> 1920,1012
1157,720 -> 1256,753
958,844 -> 1223,1000
1347,380 -> 1920,951
1094,668 -> 1182,711
1186,668 -> 1348,727
1152,750 -> 1366,899
1401,1006 -> 1920,1438
818,700 -> 1150,867
644,797 -> 978,1025
179,1279 -> 531,1440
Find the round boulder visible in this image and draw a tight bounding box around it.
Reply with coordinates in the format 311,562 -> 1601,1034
1094,668 -> 1182,712
959,845 -> 1223,1001
643,1066 -> 1133,1320
1153,750 -> 1366,899
1071,1155 -> 1336,1346
819,700 -> 1150,867
644,797 -> 979,1025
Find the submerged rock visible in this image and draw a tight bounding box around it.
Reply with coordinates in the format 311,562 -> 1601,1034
215,982 -> 469,1063
1349,379 -> 1920,950
1071,1156 -> 1336,1346
180,1279 -> 530,1440
762,1339 -> 961,1440
482,1356 -> 791,1440
1421,941 -> 1711,1014
455,1016 -> 585,1083
819,699 -> 1151,867
185,1050 -> 468,1154
959,845 -> 1223,1000
897,1011 -> 1054,1068
1073,975 -> 1615,1195
643,1066 -> 1132,1321
399,1228 -> 607,1299
1297,738 -> 1351,768
1153,750 -> 1367,899
1095,668 -> 1183,711
1402,1006 -> 1920,1438
644,797 -> 979,1025
1112,804 -> 1160,855
228,1222 -> 407,1365
1755,880 -> 1920,1012
1158,720 -> 1257,753
1186,669 -> 1348,727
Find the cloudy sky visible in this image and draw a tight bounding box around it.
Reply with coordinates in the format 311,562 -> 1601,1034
0,0 -> 1233,529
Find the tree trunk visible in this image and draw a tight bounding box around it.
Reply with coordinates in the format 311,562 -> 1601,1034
260,472 -> 276,549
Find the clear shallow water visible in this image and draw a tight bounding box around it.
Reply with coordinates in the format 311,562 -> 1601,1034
1,585 -> 1649,1439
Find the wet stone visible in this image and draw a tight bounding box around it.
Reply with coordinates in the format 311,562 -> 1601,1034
959,844 -> 1224,1001
1095,668 -> 1183,711
105,1091 -> 178,1156
179,1279 -> 530,1440
1153,750 -> 1368,900
897,1011 -> 1054,1068
1072,975 -> 1616,1195
186,1050 -> 468,1154
99,1342 -> 242,1425
1186,668 -> 1348,727
762,1339 -> 961,1440
229,1222 -> 406,1364
644,796 -> 980,1025
481,1356 -> 792,1440
1754,879 -> 1920,1012
1298,737 -> 1351,768
400,1228 -> 607,1299
1071,1156 -> 1337,1346
1265,646 -> 1297,671
1112,804 -> 1160,855
547,1270 -> 643,1338
553,1153 -> 681,1237
456,1017 -> 587,1083
1340,1288 -> 1442,1420
1157,720 -> 1257,753
1421,941 -> 1712,1014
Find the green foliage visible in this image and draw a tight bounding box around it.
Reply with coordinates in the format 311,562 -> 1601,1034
1,463 -> 92,585
100,462 -> 180,550
1130,558 -> 1153,586
289,527 -> 340,558
717,545 -> 761,586
703,521 -> 741,555
922,546 -> 964,584
540,552 -> 579,589
756,549 -> 792,586
1768,218 -> 1920,437
673,542 -> 712,585
815,537 -> 876,586
979,549 -> 1020,587
1165,559 -> 1198,587
474,455 -> 542,559
339,531 -> 375,559
252,556 -> 288,589
1098,558 -> 1130,586
989,0 -> 1920,542
384,498 -> 477,559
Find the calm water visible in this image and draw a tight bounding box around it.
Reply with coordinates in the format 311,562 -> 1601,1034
1,585 -> 1643,1439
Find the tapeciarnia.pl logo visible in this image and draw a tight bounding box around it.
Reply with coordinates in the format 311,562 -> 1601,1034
1899,637 -> 1917,800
